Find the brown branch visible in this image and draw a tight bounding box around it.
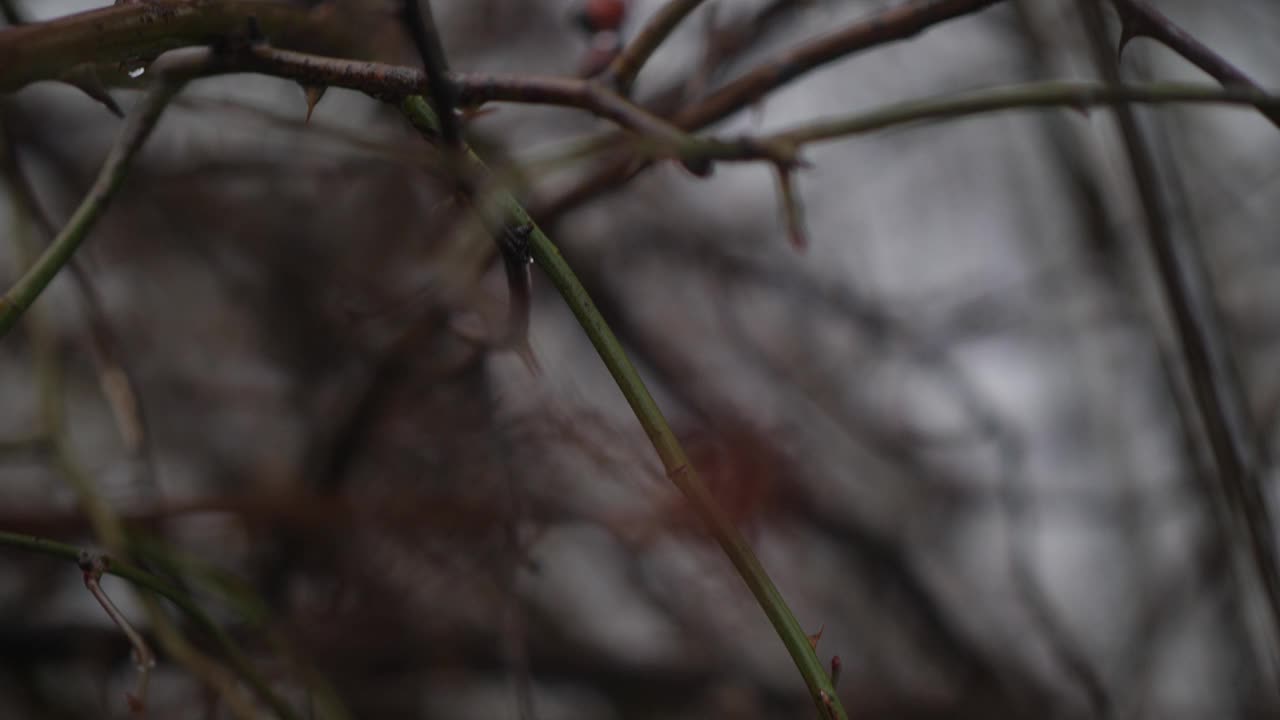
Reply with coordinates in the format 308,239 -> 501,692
1110,0 -> 1280,129
0,0 -> 375,93
604,0 -> 711,96
234,45 -> 696,153
671,0 -> 1005,131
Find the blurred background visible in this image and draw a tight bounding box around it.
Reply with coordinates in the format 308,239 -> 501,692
2,0 -> 1280,717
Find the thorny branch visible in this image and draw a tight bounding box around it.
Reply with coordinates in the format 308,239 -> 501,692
0,0 -> 1277,716
1110,0 -> 1280,129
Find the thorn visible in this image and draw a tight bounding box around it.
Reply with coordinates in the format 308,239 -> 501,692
301,83 -> 327,124
774,164 -> 809,252
514,339 -> 543,377
680,156 -> 714,177
1117,25 -> 1139,60
60,65 -> 124,117
807,624 -> 825,651
1114,5 -> 1152,62
830,655 -> 842,688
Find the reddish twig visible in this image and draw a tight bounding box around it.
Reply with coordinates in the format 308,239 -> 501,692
79,551 -> 156,716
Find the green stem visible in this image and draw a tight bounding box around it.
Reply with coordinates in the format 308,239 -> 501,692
774,81 -> 1280,146
402,95 -> 846,719
0,77 -> 180,339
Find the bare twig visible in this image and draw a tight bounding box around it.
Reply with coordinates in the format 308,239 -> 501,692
402,0 -> 461,147
604,0 -> 710,95
537,0 -> 1008,219
648,82 -> 1280,166
79,552 -> 155,715
1110,0 -> 1280,129
750,81 -> 1279,153
673,0 -> 1005,131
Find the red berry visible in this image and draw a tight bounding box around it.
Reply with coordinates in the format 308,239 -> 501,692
576,0 -> 626,34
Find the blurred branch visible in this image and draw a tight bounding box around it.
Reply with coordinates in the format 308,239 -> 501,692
0,0 -> 23,27
1110,0 -> 1280,129
2,47 -> 296,718
1,111 -> 151,463
604,0 -> 710,96
1080,0 -> 1280,679
401,0 -> 460,148
0,531 -> 301,720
